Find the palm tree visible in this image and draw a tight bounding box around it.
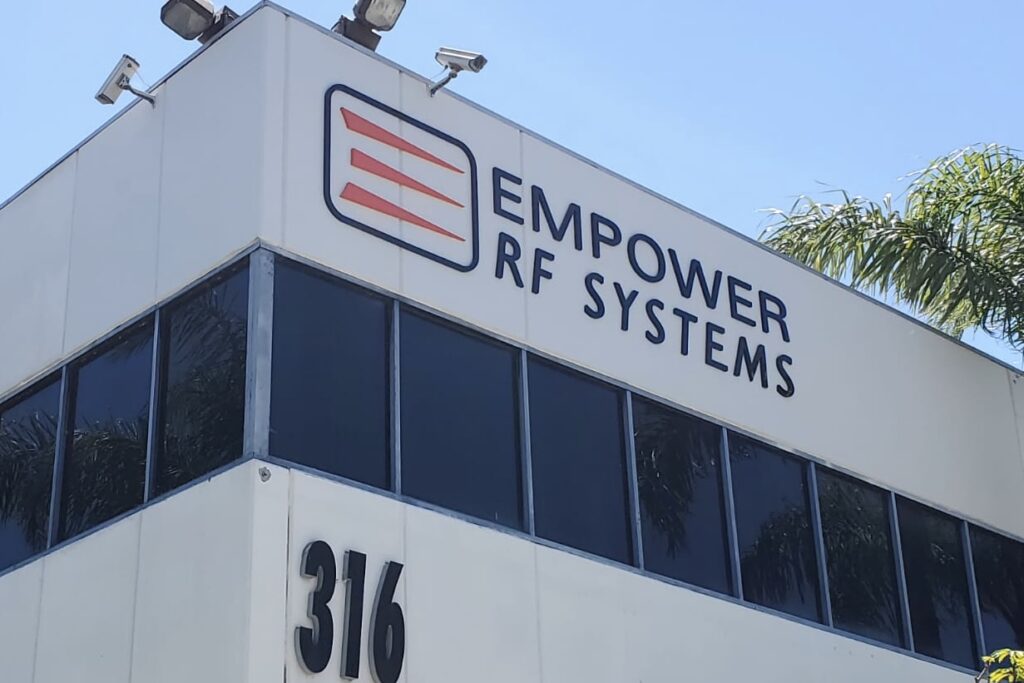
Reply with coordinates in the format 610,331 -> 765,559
762,144 -> 1024,351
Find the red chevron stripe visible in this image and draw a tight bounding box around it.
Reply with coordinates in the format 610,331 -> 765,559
341,183 -> 465,242
351,149 -> 464,208
342,108 -> 464,174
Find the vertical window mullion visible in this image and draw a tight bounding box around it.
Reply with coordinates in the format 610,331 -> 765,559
243,249 -> 275,459
519,350 -> 535,535
623,391 -> 643,569
143,309 -> 163,502
390,299 -> 402,494
889,491 -> 915,651
807,462 -> 833,627
719,428 -> 743,600
963,521 -> 987,656
46,366 -> 72,548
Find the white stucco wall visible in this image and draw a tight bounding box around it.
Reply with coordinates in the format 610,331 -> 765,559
0,460 -> 288,683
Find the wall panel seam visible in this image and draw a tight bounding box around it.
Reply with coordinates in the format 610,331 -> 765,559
125,509 -> 146,682
58,153 -> 80,356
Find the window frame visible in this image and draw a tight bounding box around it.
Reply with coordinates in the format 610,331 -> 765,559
397,305 -> 526,530
57,316 -> 155,543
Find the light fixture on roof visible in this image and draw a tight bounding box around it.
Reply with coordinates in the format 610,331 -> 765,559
95,55 -> 155,107
333,0 -> 407,52
428,47 -> 488,96
160,0 -> 238,43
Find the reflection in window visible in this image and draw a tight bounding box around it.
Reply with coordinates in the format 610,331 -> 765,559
729,433 -> 821,622
270,260 -> 391,489
59,321 -> 153,542
633,397 -> 731,594
971,526 -> 1024,652
400,311 -> 522,528
528,358 -> 632,564
897,498 -> 976,667
0,379 -> 60,570
817,469 -> 903,645
154,266 -> 249,496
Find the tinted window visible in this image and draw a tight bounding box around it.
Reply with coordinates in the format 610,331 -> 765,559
897,497 -> 976,666
633,397 -> 731,594
971,526 -> 1024,652
0,379 -> 60,570
729,433 -> 821,622
59,322 -> 153,541
528,358 -> 631,564
818,469 -> 903,645
270,260 -> 390,489
154,266 -> 248,496
400,311 -> 522,528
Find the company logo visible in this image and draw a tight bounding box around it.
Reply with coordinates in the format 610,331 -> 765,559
324,84 -> 479,272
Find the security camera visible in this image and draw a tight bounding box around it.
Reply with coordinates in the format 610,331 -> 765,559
435,47 -> 487,74
95,55 -> 141,105
428,47 -> 488,96
95,54 -> 155,106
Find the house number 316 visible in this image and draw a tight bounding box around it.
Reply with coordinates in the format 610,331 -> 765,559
296,540 -> 405,683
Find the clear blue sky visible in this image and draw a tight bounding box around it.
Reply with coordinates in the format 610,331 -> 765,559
2,0 -> 1021,366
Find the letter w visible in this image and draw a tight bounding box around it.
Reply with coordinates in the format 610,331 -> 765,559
668,249 -> 722,309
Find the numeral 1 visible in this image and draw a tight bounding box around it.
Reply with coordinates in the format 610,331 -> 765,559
341,550 -> 367,679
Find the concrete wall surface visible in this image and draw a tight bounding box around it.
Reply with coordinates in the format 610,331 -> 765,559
0,460 -> 288,683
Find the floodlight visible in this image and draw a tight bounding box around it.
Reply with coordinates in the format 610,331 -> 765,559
354,0 -> 406,31
428,47 -> 488,96
333,0 -> 407,52
161,0 -> 237,43
161,0 -> 215,40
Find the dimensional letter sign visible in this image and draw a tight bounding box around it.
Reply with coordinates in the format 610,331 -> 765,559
323,83 -> 797,398
323,84 -> 480,272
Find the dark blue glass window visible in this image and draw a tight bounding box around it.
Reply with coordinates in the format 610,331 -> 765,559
633,397 -> 731,594
400,310 -> 522,528
971,526 -> 1024,653
817,469 -> 903,645
729,432 -> 821,622
0,378 -> 60,570
59,321 -> 153,541
270,260 -> 391,489
154,265 -> 248,496
528,357 -> 632,564
897,497 -> 976,667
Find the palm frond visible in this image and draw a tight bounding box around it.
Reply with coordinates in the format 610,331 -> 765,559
763,145 -> 1024,349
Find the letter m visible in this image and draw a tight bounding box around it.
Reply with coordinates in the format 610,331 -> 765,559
532,186 -> 583,251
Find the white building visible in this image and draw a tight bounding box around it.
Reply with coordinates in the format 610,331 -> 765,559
1,4 -> 1022,681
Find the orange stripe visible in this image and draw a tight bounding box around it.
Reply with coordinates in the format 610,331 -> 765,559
351,150 -> 464,208
341,183 -> 466,242
342,108 -> 464,174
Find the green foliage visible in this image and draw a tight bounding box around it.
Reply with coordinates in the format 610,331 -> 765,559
762,144 -> 1024,350
980,649 -> 1024,682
